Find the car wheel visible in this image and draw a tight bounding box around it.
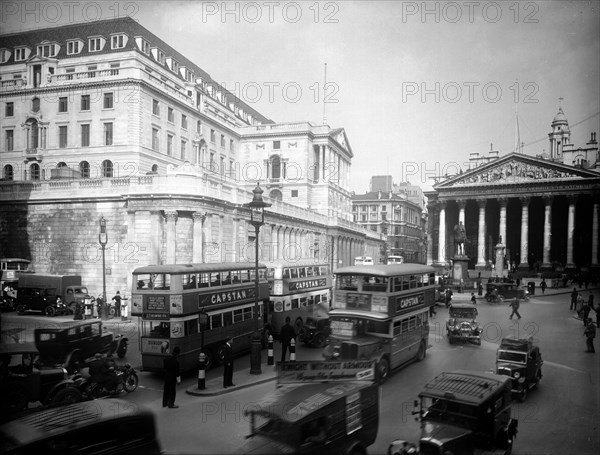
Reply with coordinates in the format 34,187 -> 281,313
312,333 -> 327,349
16,304 -> 26,315
377,357 -> 390,384
216,345 -> 225,365
44,305 -> 56,317
51,386 -> 82,406
417,341 -> 426,361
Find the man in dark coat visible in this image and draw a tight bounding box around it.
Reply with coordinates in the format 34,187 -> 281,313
279,317 -> 297,362
163,346 -> 180,408
584,319 -> 596,353
222,338 -> 234,388
571,288 -> 578,310
112,291 -> 122,317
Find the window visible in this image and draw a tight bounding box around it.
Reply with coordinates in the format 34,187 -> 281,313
197,120 -> 201,133
152,99 -> 160,116
220,134 -> 225,147
59,126 -> 68,148
37,43 -> 57,57
76,95 -> 89,112
5,130 -> 14,152
15,48 -> 27,61
291,190 -> 298,197
167,134 -> 173,156
0,49 -> 9,63
104,123 -> 113,145
230,139 -> 234,152
220,156 -> 225,175
102,160 -> 113,178
273,140 -> 280,149
5,102 -> 14,117
89,38 -> 102,52
30,163 -> 40,180
79,161 -> 90,178
181,114 -> 187,129
58,97 -> 68,113
81,124 -> 90,147
67,40 -> 81,55
181,140 -> 187,160
3,165 -> 14,181
111,35 -> 125,49
103,92 -> 113,109
167,107 -> 174,123
152,128 -> 159,151
139,38 -> 150,54
210,129 -> 215,143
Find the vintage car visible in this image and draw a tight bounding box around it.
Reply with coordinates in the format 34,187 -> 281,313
0,343 -> 82,416
446,304 -> 482,345
0,398 -> 162,455
299,316 -> 331,348
239,360 -> 379,455
485,282 -> 529,303
389,370 -> 518,455
495,335 -> 543,402
34,320 -> 128,373
15,287 -> 68,317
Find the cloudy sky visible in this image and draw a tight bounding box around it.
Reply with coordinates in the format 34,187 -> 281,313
3,1 -> 599,192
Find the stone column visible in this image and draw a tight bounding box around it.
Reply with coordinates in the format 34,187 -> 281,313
192,212 -> 206,263
542,196 -> 552,268
164,210 -> 178,264
519,197 -> 529,269
270,224 -> 278,261
476,199 -> 487,268
566,195 -> 577,268
321,146 -> 326,182
498,198 -> 508,248
438,201 -> 447,263
150,211 -> 161,264
230,215 -> 240,262
592,199 -> 599,266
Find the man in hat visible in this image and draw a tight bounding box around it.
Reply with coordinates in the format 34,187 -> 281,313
222,337 -> 234,388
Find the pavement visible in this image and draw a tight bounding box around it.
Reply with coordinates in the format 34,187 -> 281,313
186,363 -> 279,397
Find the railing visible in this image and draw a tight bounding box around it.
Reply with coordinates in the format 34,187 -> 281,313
0,79 -> 25,89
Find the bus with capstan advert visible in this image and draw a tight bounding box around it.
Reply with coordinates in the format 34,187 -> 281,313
131,262 -> 269,371
323,264 -> 437,382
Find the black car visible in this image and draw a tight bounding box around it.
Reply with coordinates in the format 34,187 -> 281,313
299,316 -> 330,348
0,343 -> 82,416
495,335 -> 543,402
15,287 -> 64,316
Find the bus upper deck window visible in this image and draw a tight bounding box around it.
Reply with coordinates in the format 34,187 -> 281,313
283,268 -> 290,279
299,268 -> 306,278
291,269 -> 298,279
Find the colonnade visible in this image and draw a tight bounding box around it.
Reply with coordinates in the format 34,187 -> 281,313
314,144 -> 351,187
432,195 -> 599,269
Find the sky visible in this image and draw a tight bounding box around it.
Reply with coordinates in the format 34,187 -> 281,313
2,0 -> 599,192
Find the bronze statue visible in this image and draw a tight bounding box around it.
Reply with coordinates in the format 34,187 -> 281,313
454,221 -> 466,256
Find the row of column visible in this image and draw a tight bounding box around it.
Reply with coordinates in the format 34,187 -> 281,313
315,144 -> 351,187
436,196 -> 599,268
23,122 -> 48,149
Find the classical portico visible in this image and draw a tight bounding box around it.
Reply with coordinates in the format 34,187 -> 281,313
426,152 -> 600,272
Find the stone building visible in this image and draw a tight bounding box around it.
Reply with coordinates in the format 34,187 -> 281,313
0,17 -> 382,295
426,108 -> 600,273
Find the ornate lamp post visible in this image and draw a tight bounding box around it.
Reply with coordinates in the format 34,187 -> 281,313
98,217 -> 108,320
246,182 -> 271,375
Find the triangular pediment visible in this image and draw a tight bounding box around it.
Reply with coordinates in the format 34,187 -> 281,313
329,128 -> 353,157
435,152 -> 599,188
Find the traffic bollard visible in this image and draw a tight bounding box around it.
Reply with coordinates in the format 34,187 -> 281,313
290,338 -> 296,362
198,352 -> 206,390
267,335 -> 274,365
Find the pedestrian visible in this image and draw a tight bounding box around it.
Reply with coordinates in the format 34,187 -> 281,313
112,291 -> 122,317
478,281 -> 483,296
570,288 -> 578,311
584,319 -> 596,353
280,317 -> 297,362
576,294 -> 585,319
581,298 -> 591,325
162,346 -> 180,408
471,293 -> 477,305
540,278 -> 547,294
222,337 -> 234,388
509,298 -> 521,320
96,294 -> 104,318
444,289 -> 453,308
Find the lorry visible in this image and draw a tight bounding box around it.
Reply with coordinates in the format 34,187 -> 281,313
17,274 -> 91,311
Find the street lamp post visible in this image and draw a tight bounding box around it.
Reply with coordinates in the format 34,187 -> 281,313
98,217 -> 108,320
246,182 -> 271,375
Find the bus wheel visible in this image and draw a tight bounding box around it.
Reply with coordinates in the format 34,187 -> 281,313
377,357 -> 390,384
417,341 -> 426,361
294,318 -> 303,334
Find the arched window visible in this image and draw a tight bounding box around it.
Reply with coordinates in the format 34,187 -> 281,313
102,160 -> 113,178
271,155 -> 281,180
30,163 -> 40,180
151,164 -> 158,172
57,162 -> 67,168
269,189 -> 282,201
79,161 -> 90,178
32,97 -> 40,112
3,165 -> 13,181
26,118 -> 39,149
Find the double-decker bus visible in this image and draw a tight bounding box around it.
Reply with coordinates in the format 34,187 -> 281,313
323,264 -> 437,382
131,262 -> 269,372
1,258 -> 31,297
264,261 -> 332,339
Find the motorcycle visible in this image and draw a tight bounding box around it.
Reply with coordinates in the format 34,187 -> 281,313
72,363 -> 139,399
485,292 -> 504,304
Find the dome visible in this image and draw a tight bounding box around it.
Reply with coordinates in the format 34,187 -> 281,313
552,107 -> 568,125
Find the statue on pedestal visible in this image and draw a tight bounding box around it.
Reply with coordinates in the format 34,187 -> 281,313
453,221 -> 467,257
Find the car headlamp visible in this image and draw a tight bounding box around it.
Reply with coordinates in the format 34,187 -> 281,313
513,371 -> 520,379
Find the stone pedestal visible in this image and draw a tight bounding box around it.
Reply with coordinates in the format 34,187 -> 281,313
452,256 -> 469,282
495,242 -> 506,277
